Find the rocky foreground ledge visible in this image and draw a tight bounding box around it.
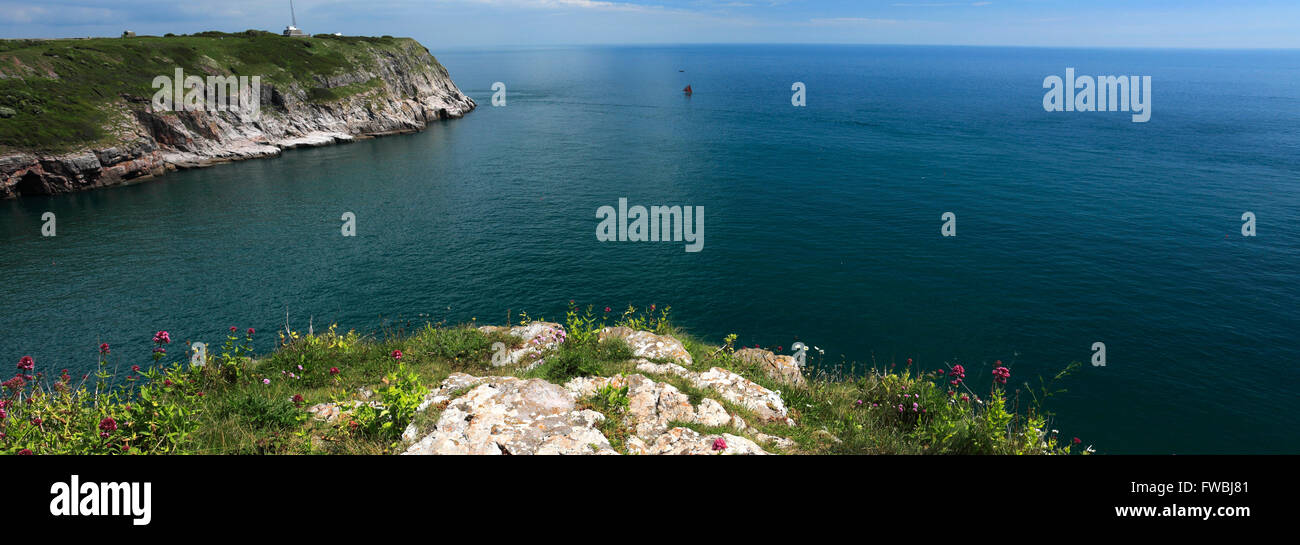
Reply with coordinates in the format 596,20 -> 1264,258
310,325 -> 804,455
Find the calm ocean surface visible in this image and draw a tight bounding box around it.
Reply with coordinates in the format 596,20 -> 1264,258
2,45 -> 1297,453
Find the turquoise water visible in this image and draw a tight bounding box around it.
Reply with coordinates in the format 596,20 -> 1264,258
2,45 -> 1298,453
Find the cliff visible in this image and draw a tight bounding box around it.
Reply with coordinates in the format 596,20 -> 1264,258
0,31 -> 475,199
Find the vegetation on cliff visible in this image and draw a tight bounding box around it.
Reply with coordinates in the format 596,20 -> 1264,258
0,304 -> 1089,455
0,31 -> 441,153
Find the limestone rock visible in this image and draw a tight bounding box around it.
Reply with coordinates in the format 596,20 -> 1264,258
598,327 -> 692,365
477,322 -> 566,370
403,376 -> 616,455
630,427 -> 769,455
734,347 -> 807,387
634,360 -> 795,426
1,39 -> 475,199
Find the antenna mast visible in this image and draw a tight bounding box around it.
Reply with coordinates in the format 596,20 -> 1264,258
290,0 -> 298,27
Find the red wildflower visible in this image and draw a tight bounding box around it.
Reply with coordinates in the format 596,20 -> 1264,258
99,343 -> 110,354
99,416 -> 118,433
230,326 -> 238,333
391,350 -> 403,360
17,356 -> 34,372
153,331 -> 171,344
1072,437 -> 1082,444
131,365 -> 141,372
247,328 -> 255,336
18,449 -> 32,455
329,367 -> 340,376
292,394 -> 304,405
712,437 -> 727,451
604,307 -> 611,313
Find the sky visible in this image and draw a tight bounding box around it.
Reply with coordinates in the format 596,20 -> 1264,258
0,0 -> 1297,49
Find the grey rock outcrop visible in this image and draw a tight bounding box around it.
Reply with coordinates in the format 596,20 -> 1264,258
1,39 -> 474,199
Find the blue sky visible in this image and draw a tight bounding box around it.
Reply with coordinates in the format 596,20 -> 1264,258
1,0 -> 1297,49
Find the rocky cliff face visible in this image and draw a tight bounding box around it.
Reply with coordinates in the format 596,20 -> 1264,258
0,39 -> 474,199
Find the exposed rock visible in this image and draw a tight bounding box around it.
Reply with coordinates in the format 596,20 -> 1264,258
634,360 -> 795,426
734,347 -> 807,387
1,39 -> 475,199
628,427 -> 769,456
564,374 -> 697,438
695,398 -> 732,427
306,399 -> 382,423
755,433 -> 797,451
598,327 -> 693,365
403,376 -> 616,455
477,322 -> 566,370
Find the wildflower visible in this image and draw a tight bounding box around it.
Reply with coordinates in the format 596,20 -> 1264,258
17,356 -> 34,372
0,407 -> 6,420
230,326 -> 238,333
604,307 -> 611,313
329,367 -> 340,375
152,347 -> 166,355
30,417 -> 42,426
99,343 -> 110,354
906,358 -> 913,366
712,437 -> 727,451
937,369 -> 946,375
196,392 -> 205,397
650,304 -> 656,311
960,394 -> 970,402
18,449 -> 32,455
292,394 -> 304,405
247,328 -> 255,336
1072,437 -> 1082,445
992,365 -> 1011,385
297,365 -> 303,371
855,399 -> 863,406
153,331 -> 171,344
391,349 -> 403,360
163,379 -> 172,386
262,378 -> 271,385
131,365 -> 141,372
99,416 -> 118,433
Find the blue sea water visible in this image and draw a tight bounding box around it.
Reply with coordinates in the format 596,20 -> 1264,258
2,45 -> 1298,453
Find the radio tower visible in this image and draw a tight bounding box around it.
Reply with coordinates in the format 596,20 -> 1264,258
283,0 -> 306,37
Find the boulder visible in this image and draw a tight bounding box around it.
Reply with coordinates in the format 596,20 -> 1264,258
478,322 -> 566,370
734,348 -> 807,387
598,327 -> 693,365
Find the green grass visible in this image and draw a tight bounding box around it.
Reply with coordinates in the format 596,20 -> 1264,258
0,31 -> 437,153
0,306 -> 1086,455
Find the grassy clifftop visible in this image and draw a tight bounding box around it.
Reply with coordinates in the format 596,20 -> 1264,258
0,31 -> 437,153
0,304 -> 1089,455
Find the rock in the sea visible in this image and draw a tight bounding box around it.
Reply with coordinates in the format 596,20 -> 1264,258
477,322 -> 566,370
598,327 -> 693,365
734,347 -> 807,387
404,376 -> 616,455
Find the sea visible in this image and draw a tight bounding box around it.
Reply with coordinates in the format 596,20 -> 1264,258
2,45 -> 1298,453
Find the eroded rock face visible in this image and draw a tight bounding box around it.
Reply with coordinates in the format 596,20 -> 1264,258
403,376 -> 616,455
598,327 -> 693,365
734,348 -> 807,387
477,322 -> 566,370
1,39 -> 475,199
635,360 -> 795,426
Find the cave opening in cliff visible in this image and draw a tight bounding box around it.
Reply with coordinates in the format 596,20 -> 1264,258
15,171 -> 50,196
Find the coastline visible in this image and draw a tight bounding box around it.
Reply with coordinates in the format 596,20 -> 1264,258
0,34 -> 476,199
